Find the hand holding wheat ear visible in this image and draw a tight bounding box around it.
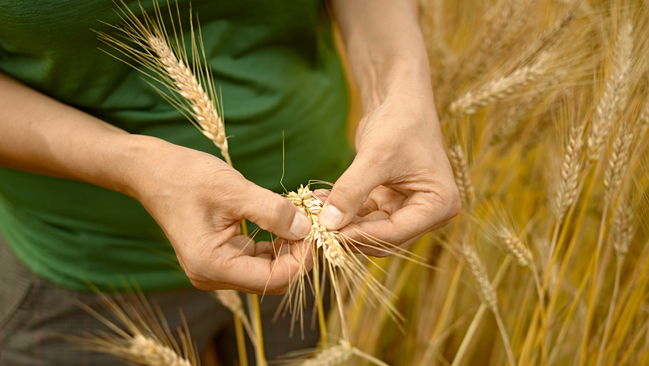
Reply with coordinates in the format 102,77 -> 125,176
322,0 -> 460,250
97,1 -> 316,294
319,95 -> 461,252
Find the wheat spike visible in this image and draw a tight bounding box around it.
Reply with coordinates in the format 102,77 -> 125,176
555,123 -> 585,220
298,341 -> 353,366
612,199 -> 635,261
214,290 -> 244,318
449,54 -> 547,116
97,1 -> 231,165
587,22 -> 633,161
640,100 -> 649,137
126,335 -> 194,366
147,36 -> 231,165
287,340 -> 388,366
497,227 -> 533,267
460,244 -> 498,312
519,11 -> 575,66
448,145 -> 474,207
492,69 -> 568,145
285,186 -> 346,267
603,125 -> 633,201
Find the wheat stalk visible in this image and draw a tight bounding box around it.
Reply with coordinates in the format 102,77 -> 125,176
448,145 -> 474,207
587,22 -> 633,162
449,54 -> 547,116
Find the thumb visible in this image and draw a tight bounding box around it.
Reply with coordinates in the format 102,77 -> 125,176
238,183 -> 312,241
319,156 -> 384,230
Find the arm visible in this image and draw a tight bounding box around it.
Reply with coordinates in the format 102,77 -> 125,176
321,0 -> 461,252
0,72 -> 312,293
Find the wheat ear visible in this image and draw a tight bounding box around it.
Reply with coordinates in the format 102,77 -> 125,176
448,145 -> 474,207
147,36 -> 231,165
555,123 -> 585,221
96,1 -> 231,165
449,54 -> 547,116
285,186 -> 346,267
640,100 -> 649,137
126,335 -> 194,366
587,22 -> 633,162
460,244 -> 498,311
603,125 -> 633,201
459,244 -> 516,366
611,198 -> 635,262
497,226 -> 533,267
492,69 -> 568,145
288,340 -> 389,366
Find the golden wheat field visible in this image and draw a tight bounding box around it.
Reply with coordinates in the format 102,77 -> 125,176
83,0 -> 649,365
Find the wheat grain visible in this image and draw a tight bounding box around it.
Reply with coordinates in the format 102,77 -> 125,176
449,55 -> 547,116
460,244 -> 498,311
448,145 -> 474,207
587,22 -> 633,162
555,123 -> 585,220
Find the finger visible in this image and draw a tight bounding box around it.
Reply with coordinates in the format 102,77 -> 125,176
319,155 -> 385,230
214,240 -> 313,294
237,182 -> 312,241
313,189 -> 330,202
340,191 -> 458,246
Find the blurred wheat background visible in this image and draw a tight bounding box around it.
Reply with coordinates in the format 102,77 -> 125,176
328,0 -> 649,365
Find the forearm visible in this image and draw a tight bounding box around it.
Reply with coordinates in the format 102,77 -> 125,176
0,72 -> 170,198
329,0 -> 432,112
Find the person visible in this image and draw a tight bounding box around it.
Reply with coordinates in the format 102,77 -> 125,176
0,0 -> 460,364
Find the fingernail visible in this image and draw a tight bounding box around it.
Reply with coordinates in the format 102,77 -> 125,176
290,212 -> 312,238
320,205 -> 343,230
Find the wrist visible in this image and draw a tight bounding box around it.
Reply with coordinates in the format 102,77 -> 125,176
96,133 -> 180,199
353,45 -> 433,114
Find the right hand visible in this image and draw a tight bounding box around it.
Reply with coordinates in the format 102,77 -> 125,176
128,139 -> 314,294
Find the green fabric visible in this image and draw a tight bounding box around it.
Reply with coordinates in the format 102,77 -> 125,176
0,0 -> 352,291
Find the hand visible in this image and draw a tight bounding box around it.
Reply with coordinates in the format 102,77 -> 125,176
318,91 -> 461,256
129,140 -> 313,294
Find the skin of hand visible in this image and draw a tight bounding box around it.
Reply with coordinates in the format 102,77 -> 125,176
321,0 -> 461,255
0,72 -> 313,294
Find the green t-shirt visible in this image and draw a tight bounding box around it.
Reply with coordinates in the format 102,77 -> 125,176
0,0 -> 353,291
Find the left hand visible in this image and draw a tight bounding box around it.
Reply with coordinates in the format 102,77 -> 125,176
318,89 -> 461,256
